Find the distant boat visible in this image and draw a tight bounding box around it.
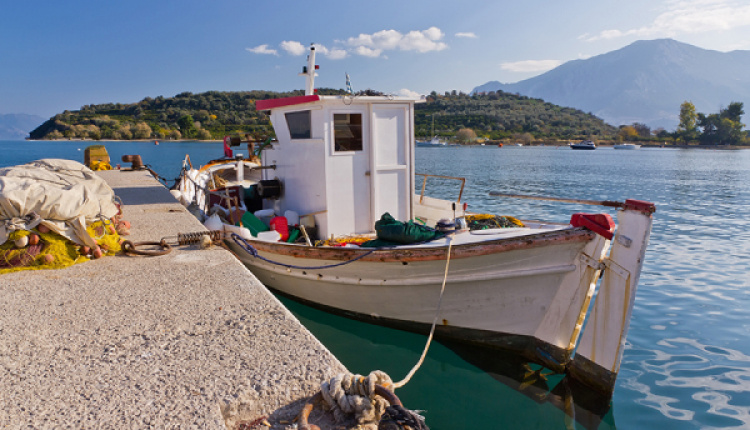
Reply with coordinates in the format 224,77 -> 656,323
154,141 -> 159,145
429,136 -> 446,146
613,143 -> 640,150
570,140 -> 596,150
417,114 -> 447,146
416,137 -> 447,147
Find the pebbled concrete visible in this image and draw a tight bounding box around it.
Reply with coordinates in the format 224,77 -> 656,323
0,169 -> 346,429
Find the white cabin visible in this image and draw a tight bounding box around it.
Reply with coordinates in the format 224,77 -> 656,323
256,94 -> 420,239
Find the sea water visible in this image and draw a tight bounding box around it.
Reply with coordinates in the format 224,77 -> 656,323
2,140 -> 750,429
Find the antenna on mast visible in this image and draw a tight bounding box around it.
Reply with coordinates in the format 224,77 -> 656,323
298,44 -> 318,96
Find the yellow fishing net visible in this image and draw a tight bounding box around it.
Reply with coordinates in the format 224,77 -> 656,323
465,214 -> 525,229
319,234 -> 375,247
0,220 -> 123,275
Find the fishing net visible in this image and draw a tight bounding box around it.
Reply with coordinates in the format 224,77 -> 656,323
465,214 -> 525,230
0,159 -> 128,274
0,220 -> 123,274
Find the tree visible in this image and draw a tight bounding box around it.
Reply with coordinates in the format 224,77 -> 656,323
455,128 -> 477,143
617,125 -> 638,141
196,129 -> 212,140
177,115 -> 196,138
722,102 -> 744,123
677,101 -> 698,142
719,102 -> 745,145
516,132 -> 534,145
698,102 -> 746,145
632,123 -> 651,138
133,122 -> 153,139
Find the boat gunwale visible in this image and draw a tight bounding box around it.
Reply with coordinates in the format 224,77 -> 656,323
235,227 -> 597,263
198,157 -> 262,172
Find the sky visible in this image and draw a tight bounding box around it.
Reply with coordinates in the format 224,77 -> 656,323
2,0 -> 749,118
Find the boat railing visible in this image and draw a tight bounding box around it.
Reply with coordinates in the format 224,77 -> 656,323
416,173 -> 465,203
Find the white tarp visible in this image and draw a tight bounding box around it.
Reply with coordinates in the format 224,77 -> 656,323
0,159 -> 119,247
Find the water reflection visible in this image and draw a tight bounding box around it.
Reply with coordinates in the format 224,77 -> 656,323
623,338 -> 750,428
441,341 -> 615,430
276,294 -> 616,430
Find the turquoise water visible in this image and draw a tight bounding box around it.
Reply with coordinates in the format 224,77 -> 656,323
3,141 -> 750,429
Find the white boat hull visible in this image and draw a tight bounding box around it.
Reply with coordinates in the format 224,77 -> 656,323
227,227 -> 608,371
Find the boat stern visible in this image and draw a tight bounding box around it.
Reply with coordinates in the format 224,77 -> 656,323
569,199 -> 656,394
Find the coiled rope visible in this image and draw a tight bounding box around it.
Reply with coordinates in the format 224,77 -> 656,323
320,371 -> 393,426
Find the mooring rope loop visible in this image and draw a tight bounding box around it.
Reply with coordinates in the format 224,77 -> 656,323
320,371 -> 393,425
393,235 -> 453,389
229,233 -> 377,270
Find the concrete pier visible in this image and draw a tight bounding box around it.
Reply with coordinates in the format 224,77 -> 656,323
0,169 -> 347,429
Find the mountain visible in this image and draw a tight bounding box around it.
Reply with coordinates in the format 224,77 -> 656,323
473,39 -> 750,130
0,114 -> 45,139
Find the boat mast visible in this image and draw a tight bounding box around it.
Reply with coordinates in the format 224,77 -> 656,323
299,45 -> 318,95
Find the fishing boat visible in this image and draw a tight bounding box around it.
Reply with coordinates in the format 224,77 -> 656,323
570,140 -> 596,150
176,46 -> 655,395
171,136 -> 267,220
613,143 -> 641,150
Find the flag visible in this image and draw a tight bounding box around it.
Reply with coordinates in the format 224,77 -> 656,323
345,73 -> 353,95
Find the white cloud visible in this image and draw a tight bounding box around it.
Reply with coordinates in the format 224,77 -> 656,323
355,46 -> 383,58
581,0 -> 750,42
455,32 -> 478,38
246,44 -> 278,55
500,59 -> 562,73
280,40 -> 307,56
258,27 -> 448,60
396,88 -> 423,99
314,44 -> 348,60
326,48 -> 348,60
346,27 -> 448,57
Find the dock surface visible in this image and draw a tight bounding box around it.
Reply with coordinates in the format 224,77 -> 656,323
0,169 -> 347,429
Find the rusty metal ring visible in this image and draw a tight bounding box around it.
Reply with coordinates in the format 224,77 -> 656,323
121,240 -> 171,256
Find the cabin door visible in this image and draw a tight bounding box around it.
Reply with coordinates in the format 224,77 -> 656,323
328,109 -> 372,235
370,104 -> 411,222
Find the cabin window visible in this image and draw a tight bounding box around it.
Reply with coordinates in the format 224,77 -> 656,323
285,110 -> 311,139
334,113 -> 363,152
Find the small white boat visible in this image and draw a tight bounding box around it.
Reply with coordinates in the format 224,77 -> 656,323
570,140 -> 596,150
417,114 -> 447,146
613,143 -> 641,150
175,46 -> 656,395
171,137 -> 264,220
416,136 -> 447,147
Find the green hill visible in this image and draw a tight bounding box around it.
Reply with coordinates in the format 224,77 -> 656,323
417,91 -> 616,141
29,89 -> 616,141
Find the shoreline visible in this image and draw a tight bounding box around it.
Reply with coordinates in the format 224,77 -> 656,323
15,138 -> 750,149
